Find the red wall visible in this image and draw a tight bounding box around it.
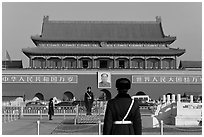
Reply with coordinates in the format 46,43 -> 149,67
2,74 -> 201,100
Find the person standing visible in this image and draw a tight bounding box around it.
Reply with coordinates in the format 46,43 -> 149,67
48,98 -> 54,120
84,87 -> 94,115
103,78 -> 142,135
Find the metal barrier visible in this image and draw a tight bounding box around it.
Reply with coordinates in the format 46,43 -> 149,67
37,120 -> 40,135
160,120 -> 163,135
2,109 -> 20,123
2,104 -> 106,119
97,120 -> 167,135
98,120 -> 103,135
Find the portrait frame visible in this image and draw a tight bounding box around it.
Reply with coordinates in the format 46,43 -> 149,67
98,72 -> 111,88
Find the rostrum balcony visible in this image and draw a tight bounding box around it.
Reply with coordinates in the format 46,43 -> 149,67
29,55 -> 177,70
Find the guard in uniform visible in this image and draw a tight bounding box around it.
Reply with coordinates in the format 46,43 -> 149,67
48,98 -> 54,120
103,78 -> 142,135
84,87 -> 94,115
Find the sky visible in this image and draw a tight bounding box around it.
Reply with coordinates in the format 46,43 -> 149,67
2,2 -> 202,68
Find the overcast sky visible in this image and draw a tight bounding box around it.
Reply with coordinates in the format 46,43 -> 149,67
2,2 -> 202,67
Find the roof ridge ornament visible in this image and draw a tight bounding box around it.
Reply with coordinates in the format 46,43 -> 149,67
43,15 -> 49,23
156,16 -> 162,23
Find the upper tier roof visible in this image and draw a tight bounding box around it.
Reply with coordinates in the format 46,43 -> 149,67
31,16 -> 176,44
22,47 -> 185,57
179,61 -> 202,69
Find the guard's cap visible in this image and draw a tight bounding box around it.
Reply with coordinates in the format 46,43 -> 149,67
87,86 -> 91,90
116,78 -> 131,90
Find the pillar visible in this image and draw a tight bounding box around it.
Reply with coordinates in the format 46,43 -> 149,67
144,57 -> 147,69
29,57 -> 32,68
114,57 -> 117,68
177,94 -> 181,102
137,62 -> 140,69
167,95 -> 171,103
162,95 -> 166,103
169,60 -> 172,69
92,57 -> 94,68
61,57 -> 63,68
129,57 -> 132,68
45,57 -> 48,68
32,59 -> 35,68
172,94 -> 175,103
160,58 -> 163,69
95,59 -> 97,68
76,56 -> 79,68
153,61 -> 155,69
190,95 -> 193,103
174,56 -> 177,69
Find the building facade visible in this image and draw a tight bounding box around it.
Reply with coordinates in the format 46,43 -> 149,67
22,16 -> 185,70
2,16 -> 201,101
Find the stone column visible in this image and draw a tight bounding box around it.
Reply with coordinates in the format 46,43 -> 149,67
172,94 -> 176,103
177,94 -> 181,102
162,95 -> 166,103
167,95 -> 171,104
190,95 -> 193,103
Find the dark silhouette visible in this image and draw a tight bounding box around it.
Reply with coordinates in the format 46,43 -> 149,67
103,78 -> 142,135
48,98 -> 54,120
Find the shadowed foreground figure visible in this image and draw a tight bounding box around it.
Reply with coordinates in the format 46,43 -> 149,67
48,98 -> 54,120
103,78 -> 142,135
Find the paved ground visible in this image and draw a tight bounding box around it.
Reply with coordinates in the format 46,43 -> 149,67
2,116 -> 66,135
2,116 -> 202,135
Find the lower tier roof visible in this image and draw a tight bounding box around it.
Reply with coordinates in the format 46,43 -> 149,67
22,47 -> 185,57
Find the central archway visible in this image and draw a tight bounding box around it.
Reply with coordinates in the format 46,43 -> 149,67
63,91 -> 74,101
34,93 -> 44,100
100,89 -> 112,101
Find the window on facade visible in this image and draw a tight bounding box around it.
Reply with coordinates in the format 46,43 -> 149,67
100,60 -> 108,68
119,60 -> 125,68
82,60 -> 89,68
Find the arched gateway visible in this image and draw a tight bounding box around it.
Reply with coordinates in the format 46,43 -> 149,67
34,93 -> 44,100
63,91 -> 74,101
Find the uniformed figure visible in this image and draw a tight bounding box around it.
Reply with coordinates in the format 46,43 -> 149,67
48,98 -> 54,120
84,87 -> 94,115
99,73 -> 111,88
103,78 -> 142,135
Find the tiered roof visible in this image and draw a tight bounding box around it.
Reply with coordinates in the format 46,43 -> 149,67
179,61 -> 202,69
23,47 -> 185,56
22,16 -> 185,57
31,16 -> 176,44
